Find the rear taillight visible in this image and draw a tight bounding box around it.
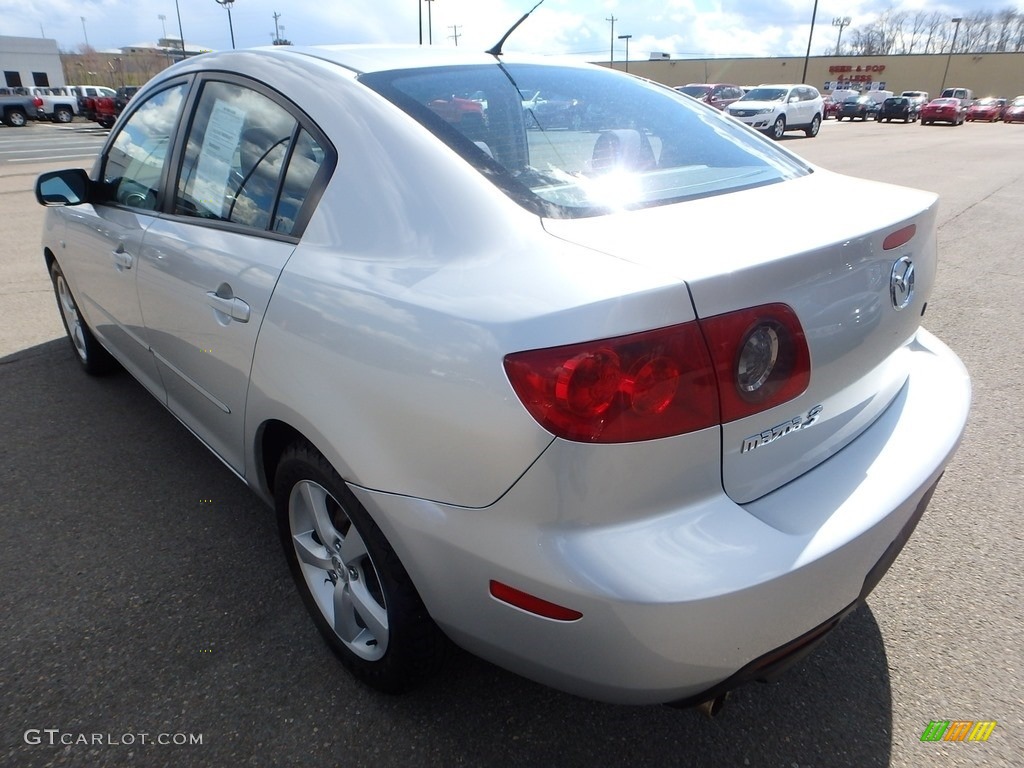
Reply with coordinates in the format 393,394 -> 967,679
700,304 -> 810,423
33,97 -> 43,108
504,304 -> 810,442
504,323 -> 718,443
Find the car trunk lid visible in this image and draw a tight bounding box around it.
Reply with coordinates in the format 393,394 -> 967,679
542,170 -> 939,502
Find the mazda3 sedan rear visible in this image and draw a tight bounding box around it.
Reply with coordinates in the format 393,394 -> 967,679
35,45 -> 970,707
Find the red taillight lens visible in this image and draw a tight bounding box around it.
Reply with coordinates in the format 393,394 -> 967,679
701,304 -> 810,423
505,305 -> 810,442
33,97 -> 43,108
504,323 -> 719,443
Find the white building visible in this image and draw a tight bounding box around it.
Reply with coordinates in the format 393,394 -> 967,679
0,35 -> 64,90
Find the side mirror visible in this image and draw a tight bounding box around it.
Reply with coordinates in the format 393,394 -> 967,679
35,168 -> 92,207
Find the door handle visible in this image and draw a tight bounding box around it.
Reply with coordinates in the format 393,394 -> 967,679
112,245 -> 133,270
205,291 -> 251,323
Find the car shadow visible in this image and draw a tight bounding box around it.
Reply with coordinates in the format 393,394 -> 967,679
1,339 -> 894,767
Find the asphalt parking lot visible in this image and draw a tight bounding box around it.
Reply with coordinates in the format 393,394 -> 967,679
1,117 -> 1022,767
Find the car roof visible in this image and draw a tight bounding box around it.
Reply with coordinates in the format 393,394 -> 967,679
190,44 -> 590,76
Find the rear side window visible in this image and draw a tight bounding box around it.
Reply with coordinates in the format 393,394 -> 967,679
176,81 -> 296,230
174,80 -> 326,235
273,129 -> 325,235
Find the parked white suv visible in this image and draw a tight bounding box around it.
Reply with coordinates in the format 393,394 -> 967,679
727,84 -> 824,139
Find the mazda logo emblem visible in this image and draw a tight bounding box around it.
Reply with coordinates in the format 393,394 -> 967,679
890,256 -> 915,311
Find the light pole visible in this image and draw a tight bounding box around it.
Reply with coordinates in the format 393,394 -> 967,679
418,1 -> 423,45
175,0 -> 187,59
80,16 -> 90,49
801,0 -> 820,84
617,34 -> 632,73
940,17 -> 963,93
215,0 -> 236,50
425,0 -> 435,45
832,16 -> 851,55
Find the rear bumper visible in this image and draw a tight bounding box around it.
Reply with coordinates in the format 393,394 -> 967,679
354,329 -> 970,704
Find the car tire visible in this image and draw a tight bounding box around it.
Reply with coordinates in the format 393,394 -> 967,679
769,115 -> 786,139
804,114 -> 821,137
49,260 -> 117,375
4,108 -> 27,127
275,440 -> 447,693
54,107 -> 73,123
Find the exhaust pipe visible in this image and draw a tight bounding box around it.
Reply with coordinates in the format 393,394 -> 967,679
696,692 -> 728,718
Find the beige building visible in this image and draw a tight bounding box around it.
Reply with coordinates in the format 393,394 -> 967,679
615,52 -> 1024,100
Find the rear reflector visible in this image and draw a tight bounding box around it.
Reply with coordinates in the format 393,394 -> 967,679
489,580 -> 583,622
883,224 -> 916,251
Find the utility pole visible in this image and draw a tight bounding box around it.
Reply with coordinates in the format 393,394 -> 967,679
801,0 -> 820,84
606,15 -> 617,68
426,0 -> 435,45
273,12 -> 283,44
81,16 -> 90,49
449,25 -> 462,47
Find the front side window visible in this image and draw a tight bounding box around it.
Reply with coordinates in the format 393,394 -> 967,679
104,83 -> 188,210
362,64 -> 808,217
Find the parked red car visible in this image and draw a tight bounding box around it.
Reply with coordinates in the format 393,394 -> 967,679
1002,96 -> 1024,123
966,97 -> 1006,122
920,98 -> 966,126
92,96 -> 118,129
822,95 -> 840,119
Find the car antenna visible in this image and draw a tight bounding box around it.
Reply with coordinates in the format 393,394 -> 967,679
486,0 -> 546,57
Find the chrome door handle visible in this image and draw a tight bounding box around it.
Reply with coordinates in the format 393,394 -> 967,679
205,291 -> 251,323
112,246 -> 133,270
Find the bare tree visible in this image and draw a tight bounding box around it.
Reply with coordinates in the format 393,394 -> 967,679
995,8 -> 1017,50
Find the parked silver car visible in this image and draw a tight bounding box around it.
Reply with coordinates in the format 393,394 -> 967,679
35,45 -> 970,708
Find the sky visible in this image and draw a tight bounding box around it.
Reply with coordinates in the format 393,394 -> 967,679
2,0 -> 1019,60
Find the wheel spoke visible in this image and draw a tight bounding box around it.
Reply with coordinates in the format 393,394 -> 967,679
339,523 -> 368,565
290,480 -> 341,571
333,578 -> 388,649
349,581 -> 389,642
292,530 -> 333,571
297,480 -> 341,551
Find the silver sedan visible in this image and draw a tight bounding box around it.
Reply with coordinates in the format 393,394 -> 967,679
35,45 -> 970,709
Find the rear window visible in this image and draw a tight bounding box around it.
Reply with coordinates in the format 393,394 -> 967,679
360,64 -> 808,218
675,85 -> 711,98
